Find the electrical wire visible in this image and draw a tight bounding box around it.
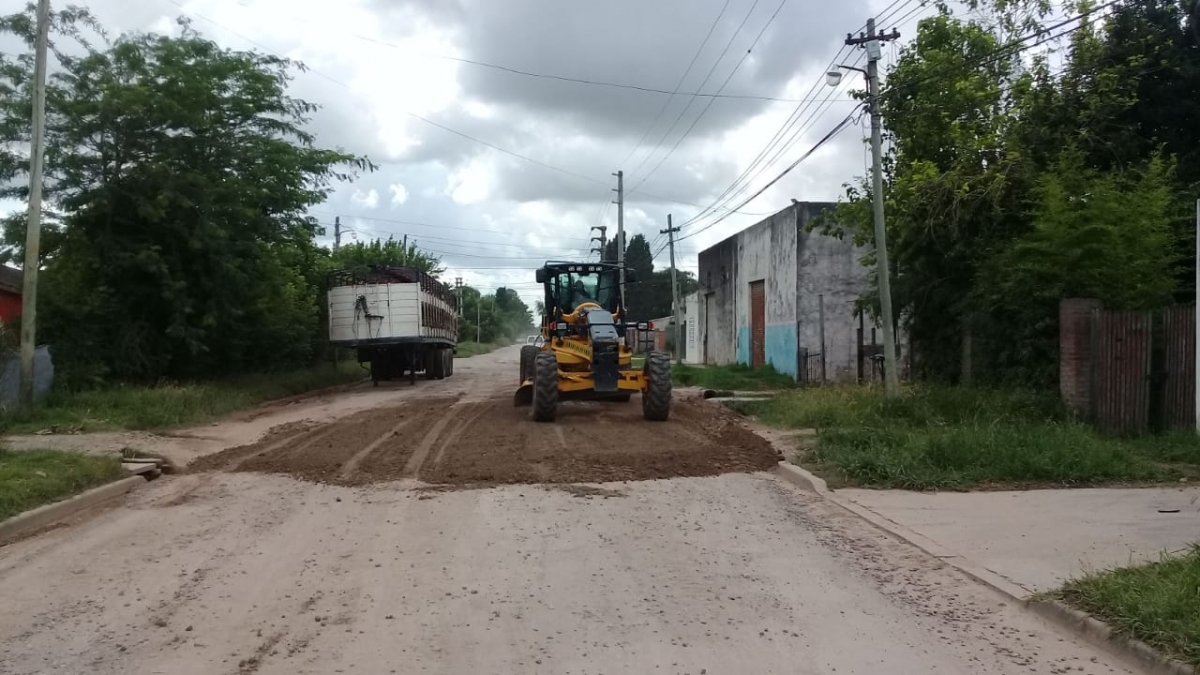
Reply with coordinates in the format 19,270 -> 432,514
626,0 -> 764,184
630,0 -> 791,193
675,106 -> 861,244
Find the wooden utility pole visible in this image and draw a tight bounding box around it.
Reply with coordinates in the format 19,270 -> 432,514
19,0 -> 52,407
845,18 -> 901,397
661,215 -> 681,362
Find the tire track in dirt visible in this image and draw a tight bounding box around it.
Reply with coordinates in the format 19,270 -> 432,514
426,401 -> 495,470
399,401 -> 466,479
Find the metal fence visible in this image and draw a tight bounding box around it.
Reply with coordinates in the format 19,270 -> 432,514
1072,305 -> 1195,434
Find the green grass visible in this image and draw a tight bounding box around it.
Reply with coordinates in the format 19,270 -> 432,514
0,360 -> 366,435
455,341 -> 509,358
1059,546 -> 1200,665
0,449 -> 125,521
673,363 -> 797,391
729,385 -> 1200,490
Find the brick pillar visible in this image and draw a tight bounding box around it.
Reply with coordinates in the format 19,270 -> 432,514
1060,298 -> 1102,414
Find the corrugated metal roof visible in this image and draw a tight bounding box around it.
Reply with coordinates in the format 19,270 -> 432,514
0,266 -> 22,295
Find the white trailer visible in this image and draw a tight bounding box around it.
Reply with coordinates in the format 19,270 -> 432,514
327,266 -> 458,385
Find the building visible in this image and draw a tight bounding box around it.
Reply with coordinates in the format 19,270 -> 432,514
0,266 -> 22,326
683,201 -> 873,381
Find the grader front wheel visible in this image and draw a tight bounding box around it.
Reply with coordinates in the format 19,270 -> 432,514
642,351 -> 672,421
531,352 -> 559,422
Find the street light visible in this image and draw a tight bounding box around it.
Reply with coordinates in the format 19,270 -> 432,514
827,23 -> 901,397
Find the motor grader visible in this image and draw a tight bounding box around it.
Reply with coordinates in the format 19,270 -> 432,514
514,261 -> 671,422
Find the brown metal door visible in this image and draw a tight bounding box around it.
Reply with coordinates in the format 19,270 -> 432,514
750,280 -> 765,368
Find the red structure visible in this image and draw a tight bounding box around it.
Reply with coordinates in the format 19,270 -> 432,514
0,266 -> 23,326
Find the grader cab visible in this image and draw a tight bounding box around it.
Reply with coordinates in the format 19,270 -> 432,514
514,261 -> 671,422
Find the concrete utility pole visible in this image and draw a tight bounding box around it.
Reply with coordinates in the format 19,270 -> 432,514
455,277 -> 463,317
590,225 -> 607,261
844,18 -> 901,397
19,0 -> 51,408
612,171 -> 625,307
333,216 -> 341,251
661,215 -> 681,363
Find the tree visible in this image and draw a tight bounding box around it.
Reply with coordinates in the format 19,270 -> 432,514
0,11 -> 372,385
329,237 -> 442,275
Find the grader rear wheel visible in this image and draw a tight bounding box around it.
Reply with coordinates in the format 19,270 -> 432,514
519,345 -> 538,384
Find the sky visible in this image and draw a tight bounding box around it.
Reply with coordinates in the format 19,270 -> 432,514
7,0 -> 940,308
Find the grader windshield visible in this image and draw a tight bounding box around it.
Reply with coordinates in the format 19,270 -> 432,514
541,263 -> 621,314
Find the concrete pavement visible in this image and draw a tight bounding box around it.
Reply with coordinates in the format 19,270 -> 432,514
839,485 -> 1200,592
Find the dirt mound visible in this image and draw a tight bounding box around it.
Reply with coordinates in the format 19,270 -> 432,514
190,393 -> 781,486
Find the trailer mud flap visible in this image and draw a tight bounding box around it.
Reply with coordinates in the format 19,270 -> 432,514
513,382 -> 533,406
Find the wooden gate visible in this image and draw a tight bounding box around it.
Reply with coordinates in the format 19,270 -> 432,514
1162,306 -> 1196,429
1067,304 -> 1197,434
1092,311 -> 1152,434
749,280 -> 765,368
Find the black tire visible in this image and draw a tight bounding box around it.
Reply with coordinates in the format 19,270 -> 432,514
370,359 -> 380,387
532,351 -> 559,422
445,349 -> 454,378
519,345 -> 539,383
642,351 -> 672,421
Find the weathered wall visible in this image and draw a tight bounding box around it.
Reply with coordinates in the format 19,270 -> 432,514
681,292 -> 701,364
732,208 -> 799,376
698,238 -> 737,365
795,203 -> 871,382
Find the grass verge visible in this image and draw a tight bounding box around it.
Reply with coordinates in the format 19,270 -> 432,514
730,385 -> 1200,490
673,363 -> 796,391
0,360 -> 366,435
0,449 -> 124,521
1059,546 -> 1200,666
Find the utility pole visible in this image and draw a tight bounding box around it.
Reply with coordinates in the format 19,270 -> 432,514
661,215 -> 681,363
844,18 -> 901,397
476,294 -> 481,344
612,171 -> 625,307
333,216 -> 341,252
401,234 -> 408,266
19,0 -> 51,408
455,277 -> 463,317
590,225 -> 607,261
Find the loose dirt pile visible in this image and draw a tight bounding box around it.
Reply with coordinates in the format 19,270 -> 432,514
191,394 -> 781,486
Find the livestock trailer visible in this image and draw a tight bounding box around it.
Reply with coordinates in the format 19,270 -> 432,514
327,265 -> 458,385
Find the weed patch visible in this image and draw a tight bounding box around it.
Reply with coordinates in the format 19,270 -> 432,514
0,449 -> 124,520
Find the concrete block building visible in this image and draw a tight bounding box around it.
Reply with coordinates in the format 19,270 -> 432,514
682,201 -> 871,381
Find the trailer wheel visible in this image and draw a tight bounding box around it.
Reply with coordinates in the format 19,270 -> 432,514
370,359 -> 380,387
531,352 -> 559,423
408,350 -> 417,386
642,351 -> 672,421
444,349 -> 454,378
431,348 -> 445,380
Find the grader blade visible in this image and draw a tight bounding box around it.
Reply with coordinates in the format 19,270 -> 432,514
513,382 -> 534,407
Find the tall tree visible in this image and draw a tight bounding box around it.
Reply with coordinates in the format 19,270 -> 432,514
0,12 -> 372,384
329,237 -> 442,275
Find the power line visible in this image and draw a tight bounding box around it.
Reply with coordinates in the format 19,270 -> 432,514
626,0 -> 764,184
631,0 -> 791,193
617,0 -> 734,174
675,107 -> 860,244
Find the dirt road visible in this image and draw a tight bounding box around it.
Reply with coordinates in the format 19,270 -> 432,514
0,347 -> 1137,674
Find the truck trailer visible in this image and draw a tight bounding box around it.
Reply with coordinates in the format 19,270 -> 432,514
327,265 -> 458,385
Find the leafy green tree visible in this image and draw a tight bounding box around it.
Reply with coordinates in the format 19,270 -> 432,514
0,11 -> 372,385
328,237 -> 443,275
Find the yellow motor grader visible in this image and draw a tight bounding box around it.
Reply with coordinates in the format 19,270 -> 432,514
514,261 -> 671,422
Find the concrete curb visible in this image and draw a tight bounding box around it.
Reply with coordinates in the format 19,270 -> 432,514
0,475 -> 147,545
1028,599 -> 1196,675
771,461 -> 1196,675
774,462 -> 828,495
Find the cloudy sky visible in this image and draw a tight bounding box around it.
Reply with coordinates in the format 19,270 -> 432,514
16,0 -> 939,306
